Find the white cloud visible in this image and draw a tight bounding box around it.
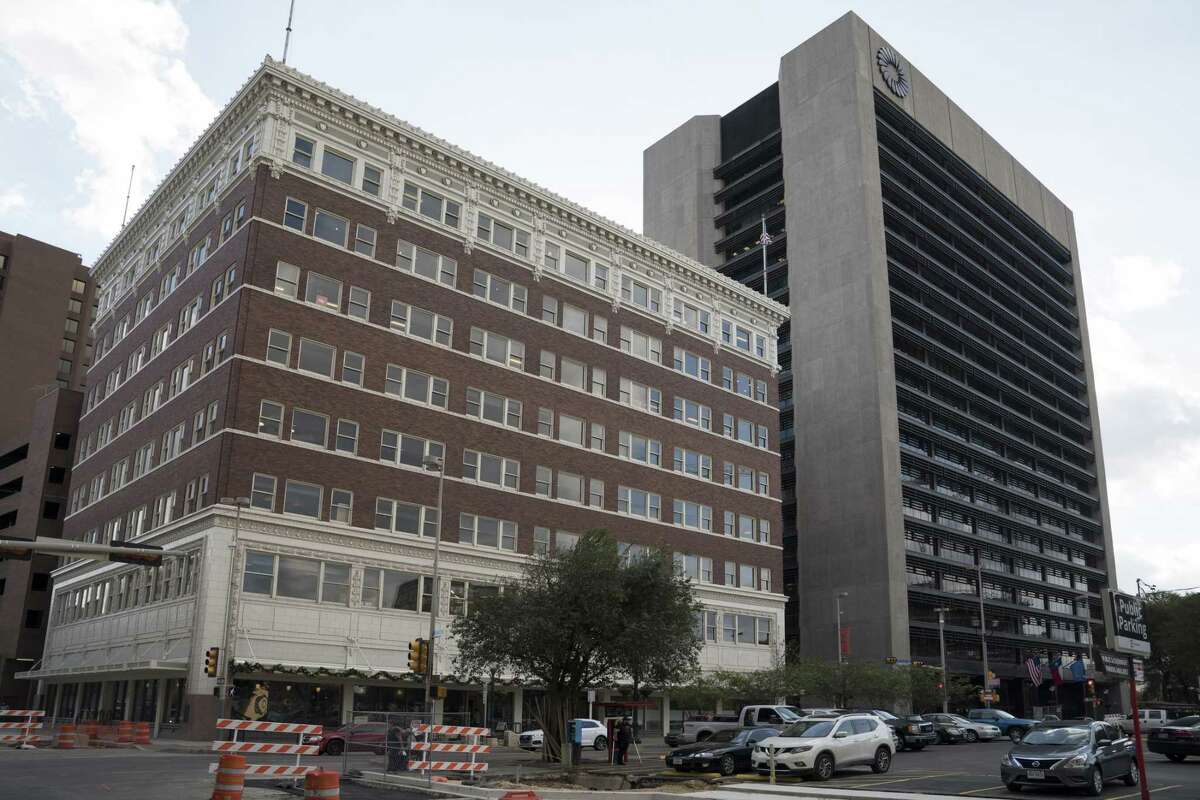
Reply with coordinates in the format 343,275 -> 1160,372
1089,254 -> 1184,315
0,0 -> 217,239
0,186 -> 28,215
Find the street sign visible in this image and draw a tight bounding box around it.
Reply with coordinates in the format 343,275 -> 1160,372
979,690 -> 998,703
587,689 -> 596,703
1108,591 -> 1151,656
1133,659 -> 1145,684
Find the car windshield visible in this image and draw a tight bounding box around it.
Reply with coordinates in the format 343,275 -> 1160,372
777,707 -> 802,721
781,720 -> 835,738
706,729 -> 739,743
1021,727 -> 1090,746
873,710 -> 898,720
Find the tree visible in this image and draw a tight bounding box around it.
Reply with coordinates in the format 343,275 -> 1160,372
909,667 -> 979,713
451,530 -> 701,764
610,547 -> 702,736
1144,592 -> 1200,702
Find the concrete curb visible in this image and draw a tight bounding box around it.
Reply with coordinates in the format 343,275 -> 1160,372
356,770 -> 704,800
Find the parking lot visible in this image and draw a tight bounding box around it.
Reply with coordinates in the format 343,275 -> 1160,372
663,739 -> 1200,798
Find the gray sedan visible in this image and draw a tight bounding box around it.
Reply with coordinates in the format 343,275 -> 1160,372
1000,721 -> 1138,796
943,713 -> 1001,742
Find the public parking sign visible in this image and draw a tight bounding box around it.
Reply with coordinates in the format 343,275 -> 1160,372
1108,591 -> 1151,656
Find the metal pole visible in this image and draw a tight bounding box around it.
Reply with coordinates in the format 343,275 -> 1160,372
1127,654 -> 1151,800
835,591 -> 847,664
120,165 -> 135,228
935,607 -> 950,713
219,498 -> 249,719
281,0 -> 296,64
977,563 -> 991,708
758,214 -> 770,296
423,459 -> 446,713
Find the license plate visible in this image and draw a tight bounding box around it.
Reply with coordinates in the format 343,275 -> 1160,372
671,758 -> 682,766
1027,769 -> 1045,780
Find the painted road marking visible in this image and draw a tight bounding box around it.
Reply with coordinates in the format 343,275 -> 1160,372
1110,785 -> 1182,800
958,786 -> 1007,796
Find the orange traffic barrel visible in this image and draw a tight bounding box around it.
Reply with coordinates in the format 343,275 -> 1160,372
212,753 -> 246,800
82,721 -> 98,746
500,793 -> 542,800
117,720 -> 134,744
56,723 -> 76,749
134,721 -> 151,745
303,769 -> 340,800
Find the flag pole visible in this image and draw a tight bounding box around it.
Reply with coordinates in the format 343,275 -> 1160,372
756,213 -> 771,297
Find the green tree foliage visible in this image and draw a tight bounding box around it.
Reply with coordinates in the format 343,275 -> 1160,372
450,530 -> 700,764
908,667 -> 980,713
1144,592 -> 1200,702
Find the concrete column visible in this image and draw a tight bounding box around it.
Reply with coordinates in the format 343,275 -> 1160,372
661,693 -> 671,737
512,688 -> 523,731
152,679 -> 165,738
432,696 -> 444,725
123,680 -> 136,721
51,683 -> 62,720
98,681 -> 114,720
341,683 -> 355,724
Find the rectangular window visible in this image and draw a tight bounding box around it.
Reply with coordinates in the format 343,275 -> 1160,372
539,350 -> 556,380
341,351 -> 365,386
533,526 -> 551,556
535,466 -> 552,497
242,551 -> 276,594
537,407 -> 553,437
290,408 -> 328,447
335,419 -> 358,453
383,366 -> 449,408
541,295 -> 558,324
250,474 -> 276,510
617,486 -> 661,520
463,450 -> 520,489
304,271 -> 343,310
673,348 -> 712,381
589,479 -> 604,508
591,366 -> 607,398
353,224 -> 377,257
619,431 -> 661,465
556,472 -> 584,504
476,213 -> 530,256
266,329 -> 291,365
379,430 -> 445,468
292,135 -> 314,167
562,304 -> 587,336
283,198 -> 307,231
619,378 -> 662,414
673,448 -> 712,479
620,274 -> 662,311
673,397 -> 712,430
329,489 -> 353,525
619,326 -> 661,363
275,261 -> 300,297
472,268 -> 527,312
469,327 -> 525,369
321,148 -> 354,184
402,182 -> 461,227
282,479 -> 322,518
466,388 -> 522,428
558,414 -> 585,446
362,164 -> 382,196
458,513 -> 517,551
297,338 -> 335,376
672,499 -> 712,531
560,358 -> 586,390
592,314 -> 608,344
313,209 -> 349,247
672,298 -> 711,334
396,240 -> 457,285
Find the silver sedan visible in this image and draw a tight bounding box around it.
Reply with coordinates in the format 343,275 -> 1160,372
944,713 -> 1001,742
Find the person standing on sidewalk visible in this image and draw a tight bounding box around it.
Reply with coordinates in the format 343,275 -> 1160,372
616,716 -> 633,765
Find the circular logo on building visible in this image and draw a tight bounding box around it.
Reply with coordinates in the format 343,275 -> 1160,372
876,46 -> 910,98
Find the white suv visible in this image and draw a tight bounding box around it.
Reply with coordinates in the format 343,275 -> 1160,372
752,714 -> 894,781
518,718 -> 608,750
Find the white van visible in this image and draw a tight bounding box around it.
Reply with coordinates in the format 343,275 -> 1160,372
1119,708 -> 1170,734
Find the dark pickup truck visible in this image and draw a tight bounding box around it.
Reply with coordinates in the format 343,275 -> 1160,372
852,708 -> 938,751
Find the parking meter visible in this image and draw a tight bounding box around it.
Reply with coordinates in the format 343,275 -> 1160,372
568,718 -> 582,765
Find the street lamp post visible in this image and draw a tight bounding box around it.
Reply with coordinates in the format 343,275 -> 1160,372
934,607 -> 950,713
835,591 -> 848,664
976,563 -> 992,708
218,496 -> 250,720
422,456 -> 446,715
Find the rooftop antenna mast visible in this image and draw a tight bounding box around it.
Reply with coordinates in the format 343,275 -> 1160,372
282,0 -> 296,64
120,164 -> 135,229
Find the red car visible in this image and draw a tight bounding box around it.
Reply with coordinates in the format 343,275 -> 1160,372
306,721 -> 389,756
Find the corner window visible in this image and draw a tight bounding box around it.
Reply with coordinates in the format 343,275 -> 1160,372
250,474 -> 276,510
275,262 -> 300,298
293,136 -> 314,167
362,164 -> 382,196
266,329 -> 292,365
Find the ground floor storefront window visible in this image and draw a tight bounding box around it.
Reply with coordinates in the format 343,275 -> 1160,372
352,684 -> 424,713
231,679 -> 342,728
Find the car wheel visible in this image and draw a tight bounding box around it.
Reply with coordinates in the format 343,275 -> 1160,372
1004,782 -> 1021,793
1008,727 -> 1026,744
1165,753 -> 1186,762
908,743 -> 925,751
696,731 -> 711,743
812,752 -> 835,781
1123,761 -> 1139,786
963,730 -> 978,743
324,738 -> 344,756
593,735 -> 607,751
1084,766 -> 1104,797
719,755 -> 737,776
871,746 -> 891,774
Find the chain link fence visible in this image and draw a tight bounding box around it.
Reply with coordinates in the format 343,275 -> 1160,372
337,711 -> 481,776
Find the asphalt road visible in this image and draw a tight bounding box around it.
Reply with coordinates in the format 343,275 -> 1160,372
0,749 -> 430,800
662,738 -> 1200,798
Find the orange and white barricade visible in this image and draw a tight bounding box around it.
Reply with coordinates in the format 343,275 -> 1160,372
0,710 -> 46,749
411,724 -> 490,775
209,719 -> 322,780
304,769 -> 340,799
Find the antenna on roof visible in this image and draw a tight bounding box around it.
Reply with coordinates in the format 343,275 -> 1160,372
120,164 -> 135,229
282,0 -> 296,64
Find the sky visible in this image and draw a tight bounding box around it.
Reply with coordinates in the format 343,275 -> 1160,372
0,0 -> 1196,595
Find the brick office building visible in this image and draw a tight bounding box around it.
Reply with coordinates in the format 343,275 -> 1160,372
22,58 -> 788,737
0,232 -> 94,708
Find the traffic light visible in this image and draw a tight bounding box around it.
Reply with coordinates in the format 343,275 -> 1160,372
204,647 -> 220,678
1086,678 -> 1096,696
408,639 -> 428,673
937,682 -> 944,690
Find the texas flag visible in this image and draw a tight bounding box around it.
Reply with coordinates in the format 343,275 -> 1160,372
1049,657 -> 1064,686
1069,657 -> 1087,682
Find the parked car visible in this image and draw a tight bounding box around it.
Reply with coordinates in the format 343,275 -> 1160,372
667,704 -> 805,746
1147,714 -> 1200,762
1119,708 -> 1190,735
666,726 -> 779,775
519,718 -> 607,751
968,708 -> 1041,743
751,713 -> 894,780
306,722 -> 387,756
920,713 -> 966,744
945,713 -> 1002,742
850,708 -> 937,751
1000,720 -> 1137,796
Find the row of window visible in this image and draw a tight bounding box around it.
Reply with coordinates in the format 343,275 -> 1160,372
77,470 -> 211,546
695,609 -> 774,647
52,550 -> 202,625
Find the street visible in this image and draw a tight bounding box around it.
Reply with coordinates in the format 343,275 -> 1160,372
664,739 -> 1200,798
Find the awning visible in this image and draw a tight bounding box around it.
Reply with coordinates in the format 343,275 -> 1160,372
15,659 -> 188,682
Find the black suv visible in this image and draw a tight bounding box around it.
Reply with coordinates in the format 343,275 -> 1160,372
851,709 -> 938,751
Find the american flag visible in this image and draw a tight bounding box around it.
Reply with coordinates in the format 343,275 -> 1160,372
1025,656 -> 1044,686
